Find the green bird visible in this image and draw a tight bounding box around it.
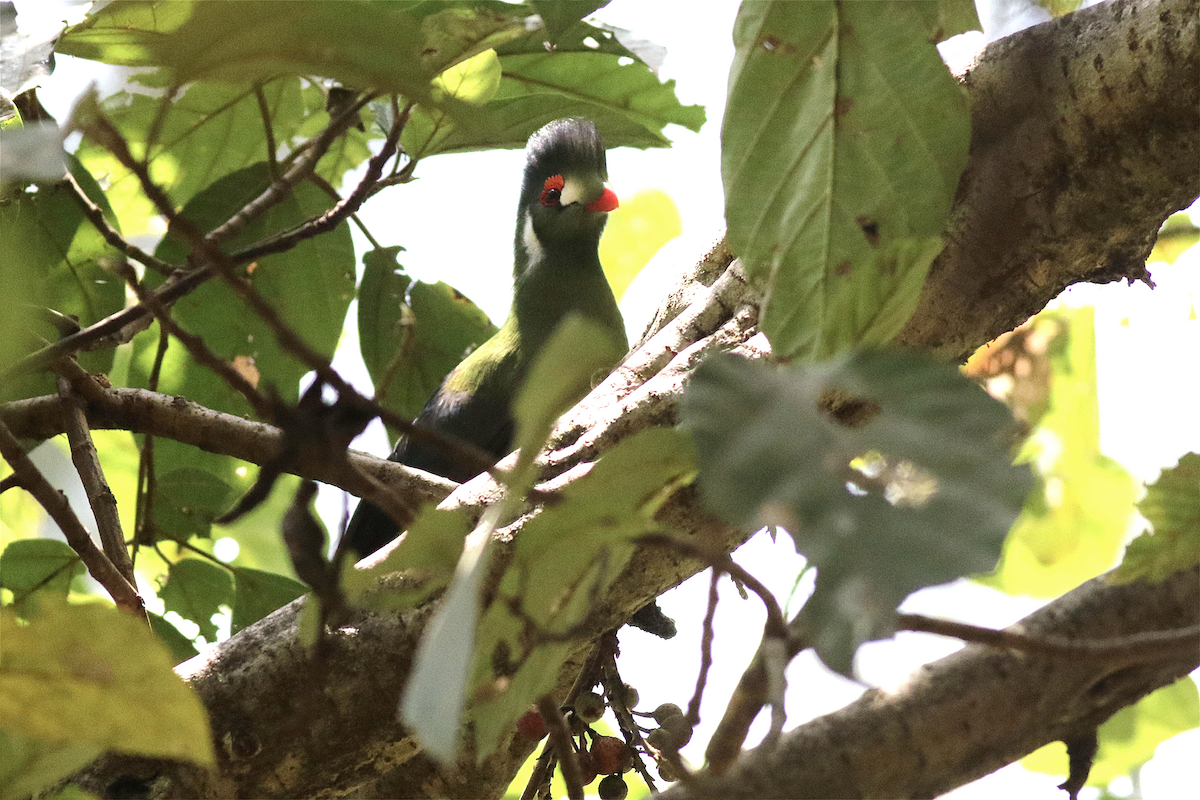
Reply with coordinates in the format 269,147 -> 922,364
341,118 -> 627,559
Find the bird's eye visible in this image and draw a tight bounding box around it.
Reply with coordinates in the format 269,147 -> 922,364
540,175 -> 565,207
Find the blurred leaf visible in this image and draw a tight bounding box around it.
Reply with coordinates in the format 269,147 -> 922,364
1113,453 -> 1200,584
0,601 -> 215,766
59,1 -> 528,105
722,0 -> 969,360
1022,679 -> 1199,786
230,566 -> 307,633
0,1 -> 59,96
358,247 -> 496,425
153,467 -> 233,542
981,308 -> 1138,597
403,50 -> 705,157
147,611 -> 201,665
680,350 -> 1032,674
347,506 -> 472,613
599,188 -> 682,301
1149,212 -> 1200,266
159,557 -> 234,642
0,728 -> 101,800
0,122 -> 66,182
471,427 -> 696,758
0,540 -> 83,615
74,78 -> 307,235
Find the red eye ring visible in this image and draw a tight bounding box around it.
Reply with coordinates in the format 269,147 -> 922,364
540,174 -> 565,207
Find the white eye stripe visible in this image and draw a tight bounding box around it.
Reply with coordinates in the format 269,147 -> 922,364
557,176 -> 585,207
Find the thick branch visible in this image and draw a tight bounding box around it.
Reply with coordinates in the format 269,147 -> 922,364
660,567 -> 1200,799
896,0 -> 1199,359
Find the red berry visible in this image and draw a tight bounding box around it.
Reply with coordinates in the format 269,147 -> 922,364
574,748 -> 599,785
516,708 -> 547,741
590,735 -> 633,775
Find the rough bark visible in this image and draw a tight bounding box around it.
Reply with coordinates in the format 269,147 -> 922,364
20,0 -> 1200,797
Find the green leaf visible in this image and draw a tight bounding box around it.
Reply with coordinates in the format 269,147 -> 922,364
74,78 -> 307,234
1022,679 -> 1200,786
510,314 -> 626,492
598,188 -> 682,301
680,350 -> 1032,674
0,602 -> 214,766
470,427 -> 696,758
152,467 -> 233,542
230,566 -> 307,634
0,155 -> 124,402
147,612 -> 201,665
159,558 -> 234,642
527,1 -> 610,44
59,1 -> 529,104
722,0 -> 969,360
357,247 -> 497,424
1113,453 -> 1200,584
0,728 -> 101,800
402,50 -> 706,157
981,309 -> 1139,597
0,540 -> 83,613
346,506 -> 472,613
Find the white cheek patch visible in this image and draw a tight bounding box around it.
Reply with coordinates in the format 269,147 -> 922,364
558,175 -> 585,207
522,214 -> 543,264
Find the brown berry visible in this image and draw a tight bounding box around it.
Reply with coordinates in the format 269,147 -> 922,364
657,760 -> 678,782
660,713 -> 693,747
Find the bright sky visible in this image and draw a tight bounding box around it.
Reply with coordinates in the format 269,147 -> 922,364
15,0 -> 1199,797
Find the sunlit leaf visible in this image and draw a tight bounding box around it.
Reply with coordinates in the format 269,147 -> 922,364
159,558 -> 234,642
0,540 -> 82,615
230,566 -> 307,633
0,602 -> 214,766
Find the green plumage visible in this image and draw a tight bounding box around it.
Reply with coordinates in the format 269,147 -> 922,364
342,118 -> 626,557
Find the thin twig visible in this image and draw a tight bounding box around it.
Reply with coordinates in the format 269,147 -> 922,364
687,568 -> 721,727
64,170 -> 174,276
56,372 -> 135,585
254,84 -> 280,177
897,613 -> 1200,665
110,260 -> 274,419
0,418 -> 145,619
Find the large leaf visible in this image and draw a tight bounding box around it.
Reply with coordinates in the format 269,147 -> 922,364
58,1 -> 529,105
598,188 -> 682,301
680,350 -> 1032,674
74,78 -> 307,235
402,50 -> 706,157
230,566 -> 307,634
0,602 -> 214,767
357,247 -> 497,425
722,0 -> 969,360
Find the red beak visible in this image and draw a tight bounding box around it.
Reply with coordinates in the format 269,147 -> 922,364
587,187 -> 619,212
